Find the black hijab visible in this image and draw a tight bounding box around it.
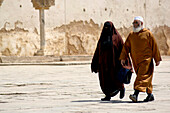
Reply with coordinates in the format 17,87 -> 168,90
100,21 -> 117,50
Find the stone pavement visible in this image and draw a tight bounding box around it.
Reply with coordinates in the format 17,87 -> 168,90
0,56 -> 93,63
0,57 -> 170,113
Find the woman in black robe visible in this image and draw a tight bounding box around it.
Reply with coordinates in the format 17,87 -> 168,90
91,21 -> 128,101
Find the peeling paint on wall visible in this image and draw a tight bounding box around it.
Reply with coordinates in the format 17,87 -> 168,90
0,0 -> 170,56
152,25 -> 170,55
0,21 -> 29,33
0,19 -> 169,56
47,19 -> 102,56
0,23 -> 39,56
0,0 -> 4,6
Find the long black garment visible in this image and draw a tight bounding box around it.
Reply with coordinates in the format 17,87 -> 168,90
91,21 -> 125,96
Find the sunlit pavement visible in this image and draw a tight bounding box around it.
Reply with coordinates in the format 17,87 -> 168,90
0,57 -> 170,113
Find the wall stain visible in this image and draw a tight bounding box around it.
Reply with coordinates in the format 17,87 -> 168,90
152,25 -> 170,55
0,21 -> 29,33
53,19 -> 102,55
0,19 -> 170,56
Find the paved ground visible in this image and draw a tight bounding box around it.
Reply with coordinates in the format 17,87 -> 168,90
0,58 -> 170,113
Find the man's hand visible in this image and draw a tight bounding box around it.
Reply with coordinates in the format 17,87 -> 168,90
121,59 -> 133,72
156,61 -> 160,66
121,60 -> 125,66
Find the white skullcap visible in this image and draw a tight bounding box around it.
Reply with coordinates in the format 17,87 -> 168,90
134,16 -> 144,22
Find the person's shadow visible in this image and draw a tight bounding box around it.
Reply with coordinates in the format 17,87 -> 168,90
71,100 -> 145,103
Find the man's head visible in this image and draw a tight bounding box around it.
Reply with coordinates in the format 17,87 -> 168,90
133,16 -> 144,33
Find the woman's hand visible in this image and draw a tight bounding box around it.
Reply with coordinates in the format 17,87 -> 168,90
156,61 -> 160,66
121,60 -> 125,66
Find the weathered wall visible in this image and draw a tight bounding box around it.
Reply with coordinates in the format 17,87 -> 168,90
0,0 -> 4,6
0,0 -> 170,56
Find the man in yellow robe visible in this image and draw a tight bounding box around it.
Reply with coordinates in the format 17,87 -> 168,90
119,16 -> 162,102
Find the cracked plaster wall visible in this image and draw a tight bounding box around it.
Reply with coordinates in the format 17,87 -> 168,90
0,0 -> 170,56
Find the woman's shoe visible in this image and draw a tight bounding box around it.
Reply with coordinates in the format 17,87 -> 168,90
120,88 -> 125,99
101,96 -> 111,101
